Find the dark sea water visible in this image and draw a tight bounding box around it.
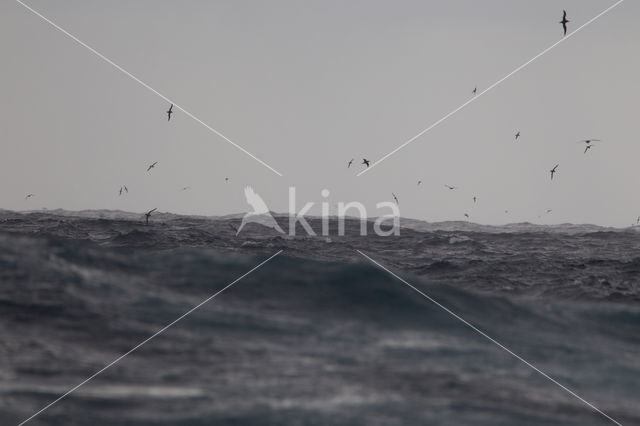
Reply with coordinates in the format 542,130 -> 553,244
1,210 -> 639,425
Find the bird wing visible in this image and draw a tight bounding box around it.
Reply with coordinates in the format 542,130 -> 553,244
149,208 -> 157,214
244,186 -> 270,214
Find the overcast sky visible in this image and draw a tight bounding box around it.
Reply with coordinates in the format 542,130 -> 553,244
1,0 -> 638,226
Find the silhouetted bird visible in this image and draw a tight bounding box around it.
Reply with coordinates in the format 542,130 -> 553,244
119,187 -> 123,196
182,186 -> 190,191
472,87 -> 477,95
362,158 -> 370,168
417,180 -> 422,185
584,145 -> 593,154
225,177 -> 229,182
560,10 -> 569,36
473,196 -> 477,203
167,104 -> 173,121
348,159 -> 354,168
444,185 -> 457,190
145,208 -> 157,225
25,194 -> 34,200
147,162 -> 158,172
578,139 -> 601,145
392,193 -> 399,205
464,213 -> 469,219
124,185 -> 128,193
547,209 -> 553,213
550,164 -> 559,180
515,131 -> 520,140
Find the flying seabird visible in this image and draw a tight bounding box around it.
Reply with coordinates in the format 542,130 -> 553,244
417,180 -> 422,185
392,193 -> 399,205
578,139 -> 601,145
584,145 -> 593,154
124,185 -> 128,193
147,161 -> 158,172
362,158 -> 370,168
144,208 -> 157,225
464,213 -> 469,219
472,87 -> 477,95
547,209 -> 553,213
25,194 -> 34,199
473,196 -> 477,203
182,186 -> 191,191
515,131 -> 520,140
119,187 -> 123,196
444,185 -> 457,190
167,104 -> 173,121
348,159 -> 354,168
550,164 -> 559,180
560,10 -> 569,36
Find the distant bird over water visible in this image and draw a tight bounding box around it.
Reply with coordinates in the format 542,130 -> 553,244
25,194 -> 34,200
472,87 -> 477,95
473,196 -> 477,203
124,185 -> 128,193
584,145 -> 593,154
578,139 -> 601,145
348,159 -> 354,168
166,104 -> 173,121
464,213 -> 469,219
560,10 -> 569,36
182,186 -> 191,191
362,158 -> 370,168
417,180 -> 422,186
550,164 -> 559,180
119,187 -> 123,196
147,162 -> 158,172
144,208 -> 157,225
392,193 -> 399,205
444,185 -> 457,190
515,131 -> 520,140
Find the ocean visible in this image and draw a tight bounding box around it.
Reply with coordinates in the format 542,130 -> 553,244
0,210 -> 638,425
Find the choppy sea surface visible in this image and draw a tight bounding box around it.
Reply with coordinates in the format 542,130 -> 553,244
1,210 -> 639,425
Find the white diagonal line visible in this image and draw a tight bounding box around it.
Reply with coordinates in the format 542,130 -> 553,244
356,249 -> 622,426
358,0 -> 625,176
16,0 -> 284,177
17,250 -> 283,426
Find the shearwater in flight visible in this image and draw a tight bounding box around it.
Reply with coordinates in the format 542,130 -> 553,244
144,208 -> 157,225
559,10 -> 569,36
362,158 -> 370,168
550,164 -> 559,180
147,162 -> 158,172
166,104 -> 173,121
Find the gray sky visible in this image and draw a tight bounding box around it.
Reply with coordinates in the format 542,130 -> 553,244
1,0 -> 638,226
